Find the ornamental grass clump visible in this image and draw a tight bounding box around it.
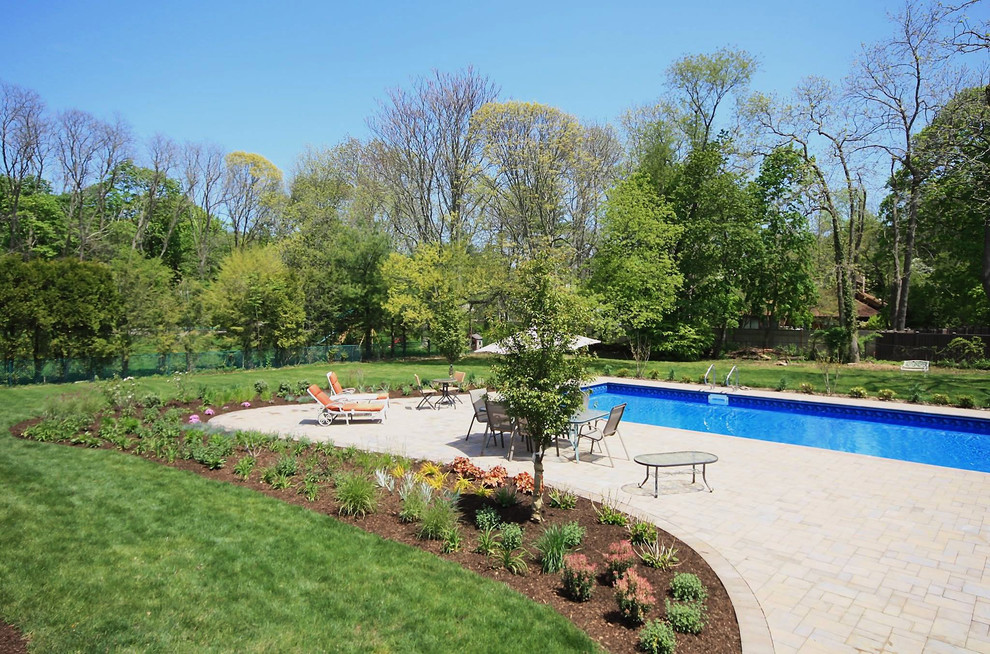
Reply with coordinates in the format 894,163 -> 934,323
561,553 -> 596,602
334,472 -> 378,518
604,539 -> 637,584
535,521 -> 584,574
615,569 -> 655,624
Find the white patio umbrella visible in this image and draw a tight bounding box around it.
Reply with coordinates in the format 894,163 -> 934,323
474,330 -> 599,354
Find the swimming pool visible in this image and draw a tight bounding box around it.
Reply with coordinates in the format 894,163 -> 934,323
586,382 -> 990,473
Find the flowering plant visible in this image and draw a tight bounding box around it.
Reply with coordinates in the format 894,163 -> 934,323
604,539 -> 637,584
561,553 -> 596,602
614,569 -> 655,624
204,407 -> 215,416
241,401 -> 251,408
188,415 -> 200,424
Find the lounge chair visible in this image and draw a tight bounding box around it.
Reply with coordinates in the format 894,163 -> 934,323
481,398 -> 513,455
307,384 -> 388,425
326,371 -> 390,403
414,374 -> 438,410
576,403 -> 629,467
465,388 -> 489,440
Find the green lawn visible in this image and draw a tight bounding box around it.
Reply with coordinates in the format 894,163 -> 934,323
0,365 -> 599,653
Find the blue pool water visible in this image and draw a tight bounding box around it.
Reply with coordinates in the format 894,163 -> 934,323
586,382 -> 990,473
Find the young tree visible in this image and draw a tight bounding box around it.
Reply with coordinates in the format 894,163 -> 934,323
742,146 -> 819,341
591,173 -> 682,376
490,253 -> 591,522
109,250 -> 179,375
206,246 -> 307,365
431,296 -> 465,376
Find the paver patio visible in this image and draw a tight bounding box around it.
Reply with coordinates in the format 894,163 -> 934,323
210,379 -> 990,654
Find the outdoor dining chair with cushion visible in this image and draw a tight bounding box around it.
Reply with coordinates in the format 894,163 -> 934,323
576,403 -> 629,467
414,374 -> 438,410
450,370 -> 467,402
507,417 -> 534,462
465,388 -> 489,440
481,398 -> 513,455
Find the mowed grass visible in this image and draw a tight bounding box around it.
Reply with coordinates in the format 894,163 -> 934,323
0,434 -> 597,653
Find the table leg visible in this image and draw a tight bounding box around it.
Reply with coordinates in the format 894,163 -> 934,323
638,466 -> 650,489
701,463 -> 713,492
653,467 -> 659,498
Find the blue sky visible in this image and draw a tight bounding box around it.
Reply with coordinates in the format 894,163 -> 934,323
4,0 -> 988,175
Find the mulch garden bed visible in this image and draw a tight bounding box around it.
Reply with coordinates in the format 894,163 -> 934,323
8,396 -> 742,654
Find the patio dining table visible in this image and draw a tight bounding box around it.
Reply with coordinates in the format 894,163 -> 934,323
431,378 -> 459,406
565,407 -> 608,462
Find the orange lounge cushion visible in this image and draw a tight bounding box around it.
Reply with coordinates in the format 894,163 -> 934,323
375,393 -> 389,400
353,403 -> 385,412
329,372 -> 344,395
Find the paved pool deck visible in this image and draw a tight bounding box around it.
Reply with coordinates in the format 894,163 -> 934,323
209,379 -> 990,654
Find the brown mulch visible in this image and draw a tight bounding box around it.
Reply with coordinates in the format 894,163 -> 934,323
8,397 -> 742,654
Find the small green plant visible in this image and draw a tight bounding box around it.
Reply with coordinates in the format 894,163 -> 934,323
798,382 -> 814,394
493,486 -> 518,508
299,472 -> 321,501
269,471 -> 293,490
141,392 -> 163,409
604,539 -> 637,584
907,382 -> 925,403
615,570 -> 655,625
496,523 -> 528,575
931,393 -> 950,405
638,540 -> 679,571
670,572 -> 708,602
665,599 -> 706,635
548,488 -> 577,509
848,386 -> 868,398
475,527 -> 499,557
400,384 -> 413,397
561,553 -> 596,602
648,369 -> 660,380
233,455 -> 256,480
399,492 -> 427,523
335,472 -> 378,517
639,619 -> 677,654
774,376 -> 788,392
277,381 -> 293,397
876,388 -> 896,401
627,520 -> 658,546
666,368 -> 676,382
615,368 -> 631,377
253,379 -> 269,395
679,376 -> 694,384
475,506 -> 502,531
274,454 -> 299,477
440,526 -> 462,553
498,545 -> 529,575
956,395 -> 976,409
595,501 -> 627,526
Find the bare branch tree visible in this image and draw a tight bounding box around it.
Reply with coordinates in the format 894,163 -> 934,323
368,68 -> 498,250
182,142 -> 226,278
0,81 -> 49,255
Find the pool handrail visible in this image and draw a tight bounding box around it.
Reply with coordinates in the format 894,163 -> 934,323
704,363 -> 716,389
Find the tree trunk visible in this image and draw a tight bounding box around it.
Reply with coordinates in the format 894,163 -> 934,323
531,451 -> 545,522
982,218 -> 990,304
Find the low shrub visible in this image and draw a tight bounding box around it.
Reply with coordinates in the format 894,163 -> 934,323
475,506 -> 502,531
798,382 -> 814,394
775,377 -> 788,392
848,386 -> 868,398
615,569 -> 655,624
876,388 -> 896,401
639,619 -> 677,654
513,472 -> 535,495
665,599 -> 706,635
253,380 -> 269,395
666,368 -> 676,382
931,393 -> 950,405
595,501 -> 627,526
669,572 -> 708,603
561,553 -> 596,602
648,369 -> 660,380
604,540 -> 637,584
956,395 -> 976,409
615,368 -> 631,378
679,376 -> 694,384
498,523 -> 524,552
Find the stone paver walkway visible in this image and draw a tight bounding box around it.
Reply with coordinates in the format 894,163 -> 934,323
210,381 -> 990,653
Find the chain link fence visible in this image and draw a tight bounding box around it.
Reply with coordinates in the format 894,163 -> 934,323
2,345 -> 362,386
